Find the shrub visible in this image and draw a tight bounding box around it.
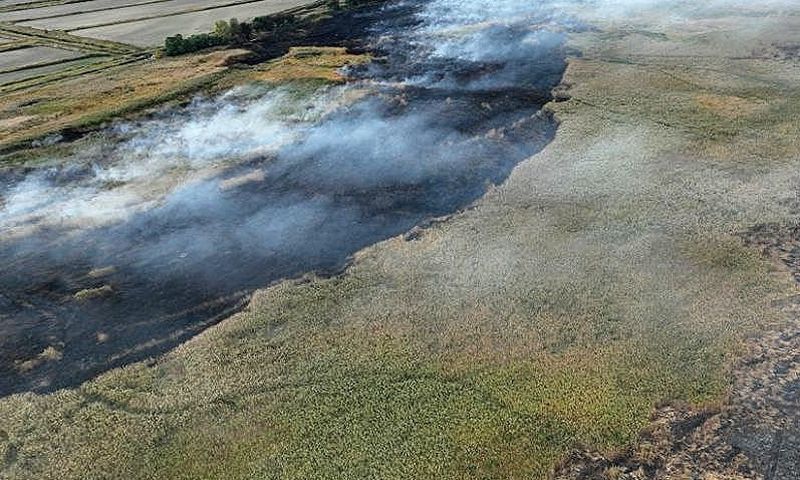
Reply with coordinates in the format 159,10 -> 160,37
213,19 -> 233,41
164,18 -> 255,55
164,32 -> 227,56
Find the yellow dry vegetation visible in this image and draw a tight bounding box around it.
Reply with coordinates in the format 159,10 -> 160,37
248,46 -> 370,84
694,93 -> 767,120
0,49 -> 251,149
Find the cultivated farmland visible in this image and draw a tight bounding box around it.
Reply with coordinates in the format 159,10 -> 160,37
2,0 -> 315,46
16,0 -> 281,30
0,0 -> 193,22
0,45 -> 82,69
73,0 -> 314,46
0,0 -> 321,141
0,0 -> 317,94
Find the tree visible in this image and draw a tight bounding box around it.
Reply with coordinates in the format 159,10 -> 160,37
164,34 -> 186,56
213,19 -> 232,41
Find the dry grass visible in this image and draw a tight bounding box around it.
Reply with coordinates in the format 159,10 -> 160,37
0,49 -> 246,151
694,93 -> 768,120
249,46 -> 371,84
0,45 -> 369,159
15,346 -> 62,373
73,285 -> 114,301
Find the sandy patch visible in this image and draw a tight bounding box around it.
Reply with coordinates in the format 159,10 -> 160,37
695,93 -> 767,119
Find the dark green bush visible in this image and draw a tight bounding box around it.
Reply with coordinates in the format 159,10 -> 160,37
164,32 -> 227,56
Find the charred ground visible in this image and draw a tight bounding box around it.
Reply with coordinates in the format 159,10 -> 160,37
0,0 -> 566,396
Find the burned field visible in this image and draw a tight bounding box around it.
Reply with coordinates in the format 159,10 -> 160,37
4,0 -> 800,479
0,0 -> 566,396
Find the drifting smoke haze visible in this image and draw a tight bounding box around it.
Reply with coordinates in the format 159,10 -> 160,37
0,86 -> 349,238
0,0 -> 569,395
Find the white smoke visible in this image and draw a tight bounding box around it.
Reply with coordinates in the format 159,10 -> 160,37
1,0 -> 793,242
0,0 -> 564,241
0,85 -> 355,238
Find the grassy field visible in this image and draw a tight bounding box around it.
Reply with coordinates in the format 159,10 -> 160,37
0,43 -> 367,160
0,49 -> 241,154
2,2 -> 800,480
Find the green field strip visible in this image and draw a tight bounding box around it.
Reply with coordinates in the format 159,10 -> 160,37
0,39 -> 33,51
0,51 -> 97,74
0,53 -> 104,84
0,43 -> 83,68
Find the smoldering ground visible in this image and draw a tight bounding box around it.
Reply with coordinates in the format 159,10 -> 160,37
0,0 -> 567,395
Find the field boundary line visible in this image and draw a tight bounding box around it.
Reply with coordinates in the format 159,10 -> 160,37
0,22 -> 142,53
0,52 -> 97,74
2,0 -> 186,22
0,52 -> 145,91
65,0 -> 321,32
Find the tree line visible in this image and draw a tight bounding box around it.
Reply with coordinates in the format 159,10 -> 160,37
164,15 -> 298,56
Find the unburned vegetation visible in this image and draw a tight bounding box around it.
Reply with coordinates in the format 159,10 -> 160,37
0,48 -> 248,158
